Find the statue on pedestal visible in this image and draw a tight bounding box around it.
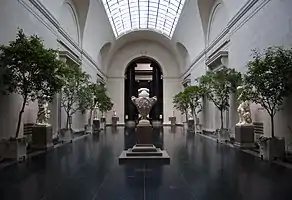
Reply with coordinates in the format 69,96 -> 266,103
93,103 -> 99,120
131,88 -> 157,121
237,86 -> 252,125
36,97 -> 51,125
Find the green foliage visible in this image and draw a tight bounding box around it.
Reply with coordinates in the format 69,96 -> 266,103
197,66 -> 242,129
173,91 -> 189,121
184,85 -> 204,119
242,47 -> 292,137
93,84 -> 113,114
0,29 -> 68,138
60,63 -> 91,129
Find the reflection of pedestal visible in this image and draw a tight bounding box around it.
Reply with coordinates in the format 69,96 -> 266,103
119,119 -> 170,164
32,124 -> 53,150
169,117 -> 176,127
188,119 -> 195,132
92,119 -> 100,132
112,116 -> 119,127
235,125 -> 255,149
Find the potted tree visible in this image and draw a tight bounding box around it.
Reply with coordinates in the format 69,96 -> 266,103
95,85 -> 113,130
0,29 -> 68,160
184,85 -> 204,133
173,91 -> 189,129
198,66 -> 242,142
60,63 -> 91,138
243,47 -> 292,160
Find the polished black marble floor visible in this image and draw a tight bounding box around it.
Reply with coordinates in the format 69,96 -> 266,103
1,127 -> 292,200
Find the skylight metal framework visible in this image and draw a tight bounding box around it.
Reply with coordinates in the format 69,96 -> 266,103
102,0 -> 186,38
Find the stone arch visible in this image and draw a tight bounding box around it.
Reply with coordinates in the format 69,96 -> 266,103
60,0 -> 90,44
176,42 -> 191,69
207,2 -> 229,44
98,42 -> 112,70
197,0 -> 228,43
60,1 -> 80,44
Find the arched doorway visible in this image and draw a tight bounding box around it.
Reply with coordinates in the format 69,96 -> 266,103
124,57 -> 163,124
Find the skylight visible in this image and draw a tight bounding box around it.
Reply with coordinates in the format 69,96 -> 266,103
102,0 -> 186,38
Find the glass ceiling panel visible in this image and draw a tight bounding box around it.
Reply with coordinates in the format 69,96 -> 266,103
102,0 -> 186,38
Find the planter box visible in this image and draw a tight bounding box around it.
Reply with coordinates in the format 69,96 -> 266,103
93,119 -> 100,132
0,138 -> 27,161
60,129 -> 73,142
260,137 -> 285,160
31,125 -> 53,150
112,116 -> 119,127
218,129 -> 230,142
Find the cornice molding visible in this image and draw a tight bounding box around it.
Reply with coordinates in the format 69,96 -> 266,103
18,0 -> 106,80
182,0 -> 270,78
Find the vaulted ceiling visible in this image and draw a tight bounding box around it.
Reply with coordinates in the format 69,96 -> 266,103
101,0 -> 186,38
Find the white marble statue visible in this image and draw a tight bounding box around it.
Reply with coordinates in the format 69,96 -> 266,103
237,86 -> 252,125
36,98 -> 51,125
131,88 -> 157,120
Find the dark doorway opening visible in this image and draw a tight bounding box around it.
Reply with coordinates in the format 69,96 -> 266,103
124,57 -> 163,123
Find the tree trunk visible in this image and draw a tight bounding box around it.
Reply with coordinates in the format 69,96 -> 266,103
66,112 -> 70,130
15,96 -> 27,138
270,113 -> 275,138
88,109 -> 93,126
220,109 -> 224,130
184,109 -> 188,122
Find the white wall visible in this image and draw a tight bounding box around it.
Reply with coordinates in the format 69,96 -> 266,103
183,0 -> 292,149
107,40 -> 182,124
0,0 -> 104,139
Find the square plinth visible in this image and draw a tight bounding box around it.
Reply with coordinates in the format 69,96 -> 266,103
31,125 -> 53,150
119,149 -> 170,165
235,125 -> 255,149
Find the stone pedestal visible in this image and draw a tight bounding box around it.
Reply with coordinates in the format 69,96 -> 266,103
119,119 -> 170,164
169,116 -> 176,127
136,120 -> 153,144
92,119 -> 100,132
112,116 -> 119,127
32,125 -> 53,150
235,125 -> 255,149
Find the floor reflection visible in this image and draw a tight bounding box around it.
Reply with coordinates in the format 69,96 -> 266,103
0,127 -> 292,200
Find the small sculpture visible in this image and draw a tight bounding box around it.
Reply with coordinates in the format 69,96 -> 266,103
36,98 -> 51,125
237,86 -> 252,125
131,88 -> 157,120
112,109 -> 117,117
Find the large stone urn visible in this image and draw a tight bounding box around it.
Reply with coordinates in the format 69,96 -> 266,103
131,88 -> 157,144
